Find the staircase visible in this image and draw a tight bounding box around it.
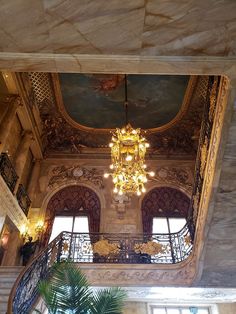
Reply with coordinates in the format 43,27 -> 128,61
0,267 -> 23,314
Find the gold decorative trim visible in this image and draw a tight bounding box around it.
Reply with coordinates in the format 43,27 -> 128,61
52,73 -> 197,134
93,239 -> 120,256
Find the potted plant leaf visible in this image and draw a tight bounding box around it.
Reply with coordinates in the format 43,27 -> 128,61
34,262 -> 127,314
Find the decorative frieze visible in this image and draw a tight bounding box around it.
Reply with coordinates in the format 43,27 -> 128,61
48,165 -> 104,190
150,166 -> 193,194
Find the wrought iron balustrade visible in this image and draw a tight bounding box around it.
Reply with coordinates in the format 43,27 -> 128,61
9,227 -> 193,313
16,183 -> 31,216
60,227 -> 192,264
0,152 -> 18,193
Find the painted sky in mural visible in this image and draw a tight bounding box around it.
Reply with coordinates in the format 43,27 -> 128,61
59,74 -> 189,129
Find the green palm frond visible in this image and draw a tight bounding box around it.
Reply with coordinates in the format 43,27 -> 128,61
91,287 -> 127,314
38,262 -> 93,313
37,262 -> 127,314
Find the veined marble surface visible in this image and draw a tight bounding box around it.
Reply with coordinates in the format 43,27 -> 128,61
0,0 -> 235,57
114,287 -> 236,303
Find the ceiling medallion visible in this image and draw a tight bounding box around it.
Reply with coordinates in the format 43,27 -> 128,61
104,75 -> 154,196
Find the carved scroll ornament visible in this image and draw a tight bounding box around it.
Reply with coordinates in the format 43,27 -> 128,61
48,165 -> 104,189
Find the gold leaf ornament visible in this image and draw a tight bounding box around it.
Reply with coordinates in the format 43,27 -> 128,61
134,241 -> 166,255
93,239 -> 120,256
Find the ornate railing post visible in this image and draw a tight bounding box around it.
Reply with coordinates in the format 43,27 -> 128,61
56,233 -> 64,263
16,184 -> 31,216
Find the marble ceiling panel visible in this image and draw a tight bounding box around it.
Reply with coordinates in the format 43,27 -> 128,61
0,0 -> 235,57
0,0 -> 51,53
43,0 -> 145,54
142,0 -> 236,56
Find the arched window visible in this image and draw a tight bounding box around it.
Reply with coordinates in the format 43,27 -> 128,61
43,185 -> 101,244
141,187 -> 190,234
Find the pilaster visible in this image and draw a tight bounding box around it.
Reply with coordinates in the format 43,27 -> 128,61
0,97 -> 21,154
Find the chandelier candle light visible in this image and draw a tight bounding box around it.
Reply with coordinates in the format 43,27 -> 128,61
104,75 -> 155,196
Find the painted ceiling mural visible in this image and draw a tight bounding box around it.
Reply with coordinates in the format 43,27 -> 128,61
23,73 -> 208,156
58,74 -> 189,129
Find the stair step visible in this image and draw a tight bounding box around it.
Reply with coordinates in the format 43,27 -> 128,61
0,282 -> 14,289
0,288 -> 11,295
0,275 -> 19,282
0,267 -> 22,314
0,266 -> 24,275
0,295 -> 9,302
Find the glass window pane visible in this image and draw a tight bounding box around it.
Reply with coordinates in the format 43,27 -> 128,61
197,309 -> 209,314
74,216 -> 89,233
153,218 -> 169,233
153,308 -> 166,314
169,218 -> 186,233
50,216 -> 73,242
182,309 -> 192,314
167,309 -> 180,314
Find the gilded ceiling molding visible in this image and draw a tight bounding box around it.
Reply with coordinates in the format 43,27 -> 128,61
52,73 -> 196,134
24,72 -> 206,155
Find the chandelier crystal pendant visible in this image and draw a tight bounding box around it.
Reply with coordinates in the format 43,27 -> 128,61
104,75 -> 155,196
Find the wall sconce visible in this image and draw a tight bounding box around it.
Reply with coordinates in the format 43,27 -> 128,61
20,224 -> 30,240
35,220 -> 45,235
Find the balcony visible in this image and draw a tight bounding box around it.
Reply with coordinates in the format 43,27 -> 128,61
9,229 -> 193,313
0,152 -> 18,193
0,152 -> 31,217
58,228 -> 192,264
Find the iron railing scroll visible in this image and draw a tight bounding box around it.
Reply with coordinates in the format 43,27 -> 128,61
9,227 -> 192,314
16,184 -> 31,216
188,76 -> 221,239
0,152 -> 18,193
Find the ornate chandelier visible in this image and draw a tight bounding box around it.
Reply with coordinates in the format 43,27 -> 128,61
104,75 -> 154,196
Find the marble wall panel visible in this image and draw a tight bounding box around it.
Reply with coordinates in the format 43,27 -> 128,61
4,114 -> 22,162
217,303 -> 236,314
123,302 -> 147,314
20,148 -> 33,190
197,85 -> 236,287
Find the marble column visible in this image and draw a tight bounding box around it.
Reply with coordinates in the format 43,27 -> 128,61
27,159 -> 41,203
14,131 -> 34,192
0,97 -> 21,153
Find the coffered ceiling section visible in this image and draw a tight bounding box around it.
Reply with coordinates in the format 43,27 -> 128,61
22,72 -> 208,156
0,1 -> 235,57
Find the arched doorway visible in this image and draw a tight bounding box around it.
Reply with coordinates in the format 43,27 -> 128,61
141,187 -> 190,234
43,185 -> 101,244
